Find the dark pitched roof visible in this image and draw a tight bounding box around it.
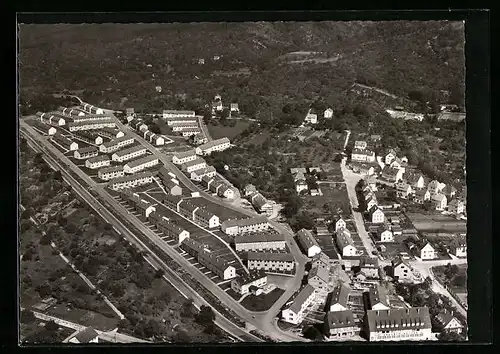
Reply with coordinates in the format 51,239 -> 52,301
288,285 -> 316,313
329,284 -> 350,308
324,310 -> 355,330
366,307 -> 432,332
247,252 -> 294,262
296,229 -> 320,250
368,284 -> 390,308
74,327 -> 99,343
232,270 -> 267,286
435,309 -> 463,328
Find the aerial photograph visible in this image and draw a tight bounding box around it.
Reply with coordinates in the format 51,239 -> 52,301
18,20 -> 467,344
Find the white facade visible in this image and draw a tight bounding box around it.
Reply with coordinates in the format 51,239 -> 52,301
379,230 -> 394,243
195,138 -> 231,156
335,218 -> 346,232
98,167 -> 124,181
324,108 -> 334,119
371,208 -> 385,223
85,157 -> 111,169
341,245 -> 357,257
124,157 -> 159,174
183,160 -> 207,173
281,286 -> 316,325
420,243 -> 435,260
111,147 -> 147,162
172,151 -> 197,165
99,137 -> 135,153
296,181 -> 308,193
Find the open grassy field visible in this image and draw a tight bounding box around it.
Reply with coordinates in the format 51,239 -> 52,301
207,120 -> 251,140
240,288 -> 285,312
406,212 -> 467,233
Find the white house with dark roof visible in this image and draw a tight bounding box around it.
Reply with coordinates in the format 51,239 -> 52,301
427,180 -> 446,195
369,207 -> 385,224
250,193 -> 274,216
195,137 -> 231,156
419,243 -> 436,260
85,155 -> 111,169
156,217 -> 190,244
247,252 -> 295,272
391,257 -> 415,282
324,108 -> 334,119
435,309 -> 464,334
281,285 -> 316,324
190,166 -> 217,181
384,149 -> 397,165
124,155 -> 159,174
194,207 -> 220,228
98,165 -> 124,181
231,271 -> 267,295
163,110 -> 196,119
296,229 -> 321,257
354,140 -> 368,150
376,225 -> 394,243
336,229 -> 358,257
351,149 -> 376,163
431,193 -> 447,211
448,198 -> 465,215
52,134 -> 79,151
181,158 -> 207,173
449,235 -> 467,258
99,136 -> 135,153
234,233 -> 285,252
328,284 -> 350,312
413,188 -> 431,204
172,149 -> 197,165
307,264 -> 330,297
335,217 -> 347,232
108,172 -> 154,190
217,184 -> 236,199
323,310 -> 357,338
368,284 -> 390,310
220,216 -> 270,236
111,145 -> 147,162
198,249 -> 236,280
365,307 -> 433,341
74,146 -> 98,160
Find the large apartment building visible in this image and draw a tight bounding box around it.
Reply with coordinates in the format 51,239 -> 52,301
98,165 -> 124,181
195,137 -> 231,156
172,149 -> 198,165
247,252 -> 295,272
67,119 -> 116,132
123,155 -> 159,174
198,249 -> 236,280
220,216 -> 270,236
52,134 -> 79,151
365,308 -> 433,342
296,229 -> 322,257
281,285 -> 317,325
36,112 -> 66,126
181,158 -> 207,173
99,136 -> 135,153
234,232 -> 286,252
111,145 -> 148,162
108,172 -> 154,191
74,146 -> 99,160
85,155 -> 110,169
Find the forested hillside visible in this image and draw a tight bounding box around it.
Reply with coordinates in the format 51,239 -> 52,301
18,21 -> 465,117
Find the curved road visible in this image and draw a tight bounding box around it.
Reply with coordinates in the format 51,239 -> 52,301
22,121 -> 306,342
21,123 -> 263,342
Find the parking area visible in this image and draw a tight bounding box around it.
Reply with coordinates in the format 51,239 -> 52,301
115,191 -> 245,284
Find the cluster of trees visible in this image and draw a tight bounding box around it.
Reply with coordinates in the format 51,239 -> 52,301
394,280 -> 467,341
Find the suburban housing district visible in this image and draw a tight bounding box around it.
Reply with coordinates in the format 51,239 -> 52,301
20,91 -> 467,343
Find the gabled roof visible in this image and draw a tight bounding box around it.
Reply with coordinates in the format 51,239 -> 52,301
368,284 -> 390,308
247,251 -> 294,262
251,193 -> 269,209
360,256 -> 379,268
435,309 -> 463,328
233,270 -> 267,286
125,155 -> 158,168
329,284 -> 350,308
87,155 -> 110,163
76,146 -> 98,154
234,232 -> 284,244
198,137 -> 230,150
221,216 -> 268,229
74,327 -> 99,343
431,193 -> 447,202
382,166 -> 400,178
173,149 -> 197,159
366,307 -> 431,332
163,193 -> 183,206
98,165 -> 123,174
194,207 -> 217,220
336,229 -> 355,249
324,310 -> 355,329
287,285 -> 315,313
179,199 -> 199,213
391,256 -> 412,269
414,188 -> 429,197
113,145 -> 146,157
308,264 -> 329,284
182,157 -> 206,168
296,229 -> 320,250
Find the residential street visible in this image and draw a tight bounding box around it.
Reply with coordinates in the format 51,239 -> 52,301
21,120 -> 306,342
340,158 -> 377,256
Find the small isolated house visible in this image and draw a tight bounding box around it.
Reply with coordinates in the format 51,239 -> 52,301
419,242 -> 436,260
